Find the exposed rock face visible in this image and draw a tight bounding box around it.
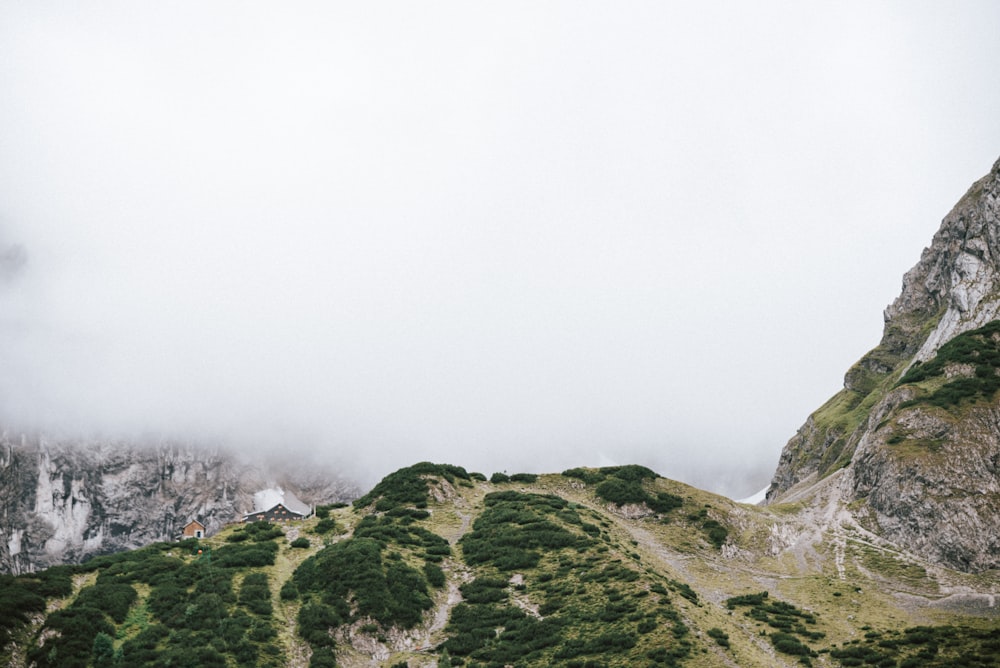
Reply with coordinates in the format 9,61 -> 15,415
847,390 -> 1000,572
768,155 -> 1000,572
0,430 -> 358,574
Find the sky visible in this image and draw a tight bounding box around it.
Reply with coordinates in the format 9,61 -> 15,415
1,2 -> 1000,498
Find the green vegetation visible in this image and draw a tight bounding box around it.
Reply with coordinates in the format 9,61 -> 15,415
226,520 -> 284,543
726,592 -> 823,665
353,462 -> 471,511
0,567 -> 73,648
293,538 -> 433,630
17,535 -> 286,668
828,625 -> 1000,667
4,460 -> 998,668
897,320 -> 1000,408
685,507 -> 729,549
707,627 -> 730,648
562,465 -> 683,514
444,489 -> 694,667
460,491 -> 584,570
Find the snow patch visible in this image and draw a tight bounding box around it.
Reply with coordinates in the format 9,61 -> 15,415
737,486 -> 769,505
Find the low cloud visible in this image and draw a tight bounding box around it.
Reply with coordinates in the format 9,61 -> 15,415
1,3 -> 999,500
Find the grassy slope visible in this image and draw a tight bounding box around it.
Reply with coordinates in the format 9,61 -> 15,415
2,464 -> 998,668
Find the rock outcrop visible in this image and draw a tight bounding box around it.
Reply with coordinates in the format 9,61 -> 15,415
0,430 -> 358,574
767,155 -> 1000,572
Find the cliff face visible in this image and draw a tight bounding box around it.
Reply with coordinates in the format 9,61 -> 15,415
0,431 -> 358,574
767,155 -> 1000,572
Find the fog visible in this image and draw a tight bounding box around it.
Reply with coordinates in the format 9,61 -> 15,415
2,2 -> 999,497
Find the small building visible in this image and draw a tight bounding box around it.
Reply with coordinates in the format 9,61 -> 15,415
182,520 -> 206,539
242,503 -> 307,523
242,487 -> 311,524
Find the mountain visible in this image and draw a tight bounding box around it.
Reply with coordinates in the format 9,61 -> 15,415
767,155 -> 1000,573
1,462 -> 997,668
0,430 -> 359,574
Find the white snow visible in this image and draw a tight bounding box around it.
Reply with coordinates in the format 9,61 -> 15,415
252,487 -> 311,515
737,485 -> 769,505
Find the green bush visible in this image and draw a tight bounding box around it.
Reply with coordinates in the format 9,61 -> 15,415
708,627 -> 730,648
290,537 -> 311,548
313,517 -> 338,534
240,573 -> 273,617
0,575 -> 48,647
353,462 -> 471,510
280,580 -> 299,600
74,582 -> 137,623
293,537 -> 433,630
423,562 -> 446,588
897,321 -> 1000,408
213,541 -> 279,568
490,472 -> 511,483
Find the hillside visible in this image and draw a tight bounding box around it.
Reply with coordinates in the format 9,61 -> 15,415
2,462 -> 997,668
766,155 -> 1000,574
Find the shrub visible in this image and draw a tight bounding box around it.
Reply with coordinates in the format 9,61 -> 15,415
353,463 -> 471,510
490,472 -> 511,483
239,573 -> 273,617
423,562 -> 446,588
291,537 -> 311,548
313,518 -> 338,534
460,577 -> 509,604
214,541 -> 279,568
707,627 -> 730,648
280,580 -> 299,600
74,582 -> 138,623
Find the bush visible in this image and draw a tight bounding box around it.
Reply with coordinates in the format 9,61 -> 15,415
293,538 -> 433,630
490,472 -> 511,483
291,537 -> 311,548
353,462 -> 471,510
213,541 -> 279,568
313,518 -> 338,534
423,562 -> 446,588
74,583 -> 138,623
239,573 -> 273,617
460,577 -> 509,604
280,580 -> 299,600
707,627 -> 730,648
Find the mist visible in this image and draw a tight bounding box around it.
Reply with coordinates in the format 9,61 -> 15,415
2,2 -> 1000,497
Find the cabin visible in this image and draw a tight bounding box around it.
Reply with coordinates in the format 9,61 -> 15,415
242,487 -> 312,524
182,520 -> 206,539
242,503 -> 307,523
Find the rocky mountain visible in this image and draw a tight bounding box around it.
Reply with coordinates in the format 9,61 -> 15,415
767,155 -> 1000,572
1,463 -> 997,668
0,430 -> 359,574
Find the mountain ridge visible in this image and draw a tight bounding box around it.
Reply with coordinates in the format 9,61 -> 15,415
2,462 -> 997,668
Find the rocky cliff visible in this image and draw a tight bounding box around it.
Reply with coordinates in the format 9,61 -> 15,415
0,430 -> 359,574
767,155 -> 1000,572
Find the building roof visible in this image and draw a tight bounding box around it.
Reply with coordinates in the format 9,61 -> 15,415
250,487 -> 311,516
184,519 -> 205,529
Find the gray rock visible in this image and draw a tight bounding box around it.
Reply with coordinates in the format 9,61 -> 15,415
0,430 -> 358,573
767,155 -> 1000,572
